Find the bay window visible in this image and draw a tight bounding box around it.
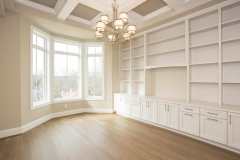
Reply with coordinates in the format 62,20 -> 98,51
54,40 -> 81,101
31,27 -> 50,109
85,44 -> 104,100
30,26 -> 105,109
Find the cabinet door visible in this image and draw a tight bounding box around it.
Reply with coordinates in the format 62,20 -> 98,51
167,104 -> 179,130
114,95 -> 122,112
228,113 -> 240,150
131,103 -> 141,118
149,101 -> 158,123
141,100 -> 149,121
158,102 -> 168,127
200,115 -> 227,145
122,101 -> 131,115
179,112 -> 200,136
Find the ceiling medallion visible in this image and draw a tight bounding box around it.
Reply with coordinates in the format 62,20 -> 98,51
95,0 -> 137,42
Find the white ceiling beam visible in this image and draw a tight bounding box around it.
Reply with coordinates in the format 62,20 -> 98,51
68,15 -> 91,25
54,0 -> 66,15
0,0 -> 5,18
128,11 -> 143,28
163,0 -> 184,11
57,0 -> 79,20
143,6 -> 172,21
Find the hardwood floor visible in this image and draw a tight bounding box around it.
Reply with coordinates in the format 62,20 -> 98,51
0,113 -> 239,160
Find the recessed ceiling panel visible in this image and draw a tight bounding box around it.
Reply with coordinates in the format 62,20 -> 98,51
132,0 -> 167,16
29,0 -> 58,8
71,3 -> 101,21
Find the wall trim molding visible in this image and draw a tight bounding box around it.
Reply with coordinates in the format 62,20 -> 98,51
0,108 -> 114,139
116,112 -> 240,154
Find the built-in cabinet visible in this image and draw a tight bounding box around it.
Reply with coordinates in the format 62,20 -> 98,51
228,113 -> 240,149
158,102 -> 179,130
116,0 -> 240,154
114,94 -> 240,154
141,100 -> 158,123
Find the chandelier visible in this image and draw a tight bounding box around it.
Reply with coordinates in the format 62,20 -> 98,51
95,0 -> 137,42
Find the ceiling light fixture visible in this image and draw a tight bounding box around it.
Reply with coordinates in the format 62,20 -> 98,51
95,0 -> 137,42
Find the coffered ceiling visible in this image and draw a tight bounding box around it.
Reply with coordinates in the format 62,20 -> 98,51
2,0 -> 227,39
29,0 -> 58,8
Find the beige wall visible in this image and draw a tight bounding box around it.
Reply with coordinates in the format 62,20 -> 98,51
20,15 -> 52,126
0,12 -> 22,130
0,11 -> 119,131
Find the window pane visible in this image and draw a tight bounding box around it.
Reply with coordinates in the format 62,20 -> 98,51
54,54 -> 67,76
37,50 -> 44,76
33,34 -> 36,45
37,36 -> 44,48
55,42 -> 67,52
33,76 -> 44,103
68,44 -> 79,53
96,47 -> 102,54
54,76 -> 79,100
88,47 -> 95,54
68,55 -> 78,76
87,57 -> 103,97
33,48 -> 36,75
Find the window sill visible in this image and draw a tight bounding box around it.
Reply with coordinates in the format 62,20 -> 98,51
31,102 -> 51,110
53,98 -> 83,104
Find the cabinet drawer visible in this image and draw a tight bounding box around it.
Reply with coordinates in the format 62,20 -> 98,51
200,108 -> 227,119
180,105 -> 199,114
131,97 -> 141,104
200,115 -> 227,145
122,96 -> 131,102
179,111 -> 200,136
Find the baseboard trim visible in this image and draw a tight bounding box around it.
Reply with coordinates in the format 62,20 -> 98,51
0,108 -> 114,139
0,127 -> 22,139
22,114 -> 52,133
116,112 -> 240,155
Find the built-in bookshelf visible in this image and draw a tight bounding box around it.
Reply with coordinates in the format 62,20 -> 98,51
118,0 -> 240,107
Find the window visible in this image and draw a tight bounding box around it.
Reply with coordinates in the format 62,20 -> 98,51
54,40 -> 81,101
85,44 -> 104,99
31,28 -> 50,109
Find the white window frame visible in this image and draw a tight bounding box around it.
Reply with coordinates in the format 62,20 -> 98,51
30,26 -> 51,110
52,38 -> 83,103
85,43 -> 105,100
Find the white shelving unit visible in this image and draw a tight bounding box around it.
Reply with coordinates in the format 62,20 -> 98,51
118,0 -> 240,107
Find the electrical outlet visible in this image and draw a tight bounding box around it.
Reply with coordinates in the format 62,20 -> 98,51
64,104 -> 68,108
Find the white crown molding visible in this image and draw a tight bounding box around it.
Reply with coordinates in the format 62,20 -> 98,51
68,15 -> 91,25
143,6 -> 172,21
0,108 -> 115,139
15,0 -> 56,14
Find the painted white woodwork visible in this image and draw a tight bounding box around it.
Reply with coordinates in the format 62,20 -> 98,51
200,115 -> 227,145
149,101 -> 158,123
114,95 -> 122,112
228,112 -> 240,150
158,102 -> 179,130
141,100 -> 158,123
141,100 -> 149,121
118,0 -> 240,110
179,111 -> 200,136
158,102 -> 168,126
200,108 -> 227,119
167,103 -> 179,130
180,105 -> 199,114
222,40 -> 240,62
121,100 -> 131,115
131,103 -> 141,118
190,83 -> 218,103
222,84 -> 240,106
